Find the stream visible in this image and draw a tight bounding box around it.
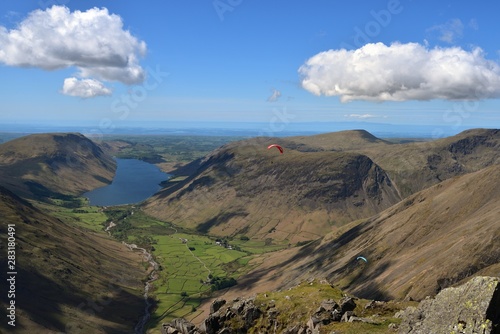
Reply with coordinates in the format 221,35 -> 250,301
105,220 -> 158,334
126,242 -> 159,334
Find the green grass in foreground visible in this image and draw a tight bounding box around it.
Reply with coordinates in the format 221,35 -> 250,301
252,280 -> 411,334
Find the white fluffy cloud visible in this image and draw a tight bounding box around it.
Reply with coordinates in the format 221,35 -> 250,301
62,77 -> 112,98
299,42 -> 500,103
0,6 -> 147,97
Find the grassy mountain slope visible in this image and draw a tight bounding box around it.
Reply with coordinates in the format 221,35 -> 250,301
364,128 -> 500,197
289,128 -> 500,198
143,138 -> 402,243
0,133 -> 116,199
286,129 -> 392,151
203,163 -> 500,308
0,185 -> 146,333
144,129 -> 499,245
322,163 -> 500,300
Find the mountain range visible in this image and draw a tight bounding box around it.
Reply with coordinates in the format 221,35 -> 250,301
0,128 -> 498,333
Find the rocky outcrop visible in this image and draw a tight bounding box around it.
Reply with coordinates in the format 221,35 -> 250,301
162,276 -> 499,333
397,276 -> 500,334
161,295 -> 369,334
161,318 -> 201,334
161,298 -> 261,334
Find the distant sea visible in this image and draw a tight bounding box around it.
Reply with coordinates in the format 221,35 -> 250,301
0,121 -> 484,140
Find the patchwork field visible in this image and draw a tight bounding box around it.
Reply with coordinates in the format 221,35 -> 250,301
34,197 -> 290,332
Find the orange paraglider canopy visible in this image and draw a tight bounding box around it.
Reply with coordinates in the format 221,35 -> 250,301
267,144 -> 284,154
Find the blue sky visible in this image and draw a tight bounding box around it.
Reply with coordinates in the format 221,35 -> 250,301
1,0 -> 499,136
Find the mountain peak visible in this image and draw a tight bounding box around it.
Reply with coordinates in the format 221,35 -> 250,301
0,132 -> 116,198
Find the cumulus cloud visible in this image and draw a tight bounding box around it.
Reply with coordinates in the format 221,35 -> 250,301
299,42 -> 500,103
62,77 -> 112,98
0,5 -> 147,96
267,88 -> 282,102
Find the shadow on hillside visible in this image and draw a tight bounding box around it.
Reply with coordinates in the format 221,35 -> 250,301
329,260 -> 393,301
0,265 -> 145,333
223,219 -> 393,301
196,211 -> 248,233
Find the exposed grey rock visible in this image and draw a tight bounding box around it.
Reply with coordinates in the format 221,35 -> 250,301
313,302 -> 334,325
231,299 -> 246,314
341,311 -> 354,322
365,300 -> 385,309
319,299 -> 339,312
398,276 -> 500,334
331,309 -> 342,322
314,305 -> 326,314
223,308 -> 236,321
161,318 -> 202,334
388,323 -> 399,331
172,318 -> 196,334
339,296 -> 356,314
307,316 -> 321,331
210,298 -> 226,314
161,325 -> 179,334
365,300 -> 376,309
242,300 -> 262,328
198,312 -> 221,334
283,324 -> 308,334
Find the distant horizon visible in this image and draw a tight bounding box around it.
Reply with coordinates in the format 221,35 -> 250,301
1,2 -> 499,133
0,120 -> 495,139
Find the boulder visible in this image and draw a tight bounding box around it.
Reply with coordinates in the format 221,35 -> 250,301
242,300 -> 262,328
339,296 -> 356,314
161,325 -> 179,334
210,298 -> 226,314
341,311 -> 354,322
199,312 -> 222,334
161,318 -> 201,334
319,299 -> 339,312
331,309 -> 342,322
398,276 -> 500,334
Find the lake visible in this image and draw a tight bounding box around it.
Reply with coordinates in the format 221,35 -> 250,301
84,158 -> 170,206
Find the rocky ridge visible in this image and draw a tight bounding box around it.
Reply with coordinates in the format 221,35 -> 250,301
161,276 -> 499,334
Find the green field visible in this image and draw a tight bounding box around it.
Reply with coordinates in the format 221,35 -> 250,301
95,206 -> 254,331
149,233 -> 247,328
33,199 -> 289,333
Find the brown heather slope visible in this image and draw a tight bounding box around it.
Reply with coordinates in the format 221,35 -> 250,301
0,185 -> 146,333
0,133 -> 116,199
286,129 -> 393,151
286,128 -> 500,198
364,128 -> 500,197
143,139 -> 402,243
203,163 -> 500,307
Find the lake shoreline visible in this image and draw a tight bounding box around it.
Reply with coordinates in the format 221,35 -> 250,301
84,158 -> 170,206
